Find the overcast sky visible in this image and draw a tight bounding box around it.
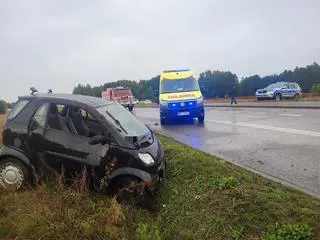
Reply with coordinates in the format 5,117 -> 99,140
1,0 -> 319,102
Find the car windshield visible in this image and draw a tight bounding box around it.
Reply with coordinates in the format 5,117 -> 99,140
161,77 -> 199,94
97,103 -> 148,136
266,83 -> 282,91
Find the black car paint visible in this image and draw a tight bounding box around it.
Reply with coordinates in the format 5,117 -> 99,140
1,94 -> 165,192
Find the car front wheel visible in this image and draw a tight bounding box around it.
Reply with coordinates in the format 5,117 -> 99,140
111,176 -> 155,208
198,116 -> 204,123
0,158 -> 30,191
275,93 -> 281,101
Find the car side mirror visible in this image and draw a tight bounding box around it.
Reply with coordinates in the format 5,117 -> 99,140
281,86 -> 287,89
88,135 -> 110,145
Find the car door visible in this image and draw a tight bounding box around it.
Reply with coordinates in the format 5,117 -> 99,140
281,83 -> 290,97
289,83 -> 298,97
29,102 -> 109,177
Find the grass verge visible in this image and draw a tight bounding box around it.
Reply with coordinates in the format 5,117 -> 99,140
0,135 -> 320,239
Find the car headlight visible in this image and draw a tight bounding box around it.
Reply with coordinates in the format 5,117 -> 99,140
196,97 -> 203,105
160,100 -> 168,107
138,153 -> 155,165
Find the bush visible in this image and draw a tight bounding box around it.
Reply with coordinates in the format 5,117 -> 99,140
311,83 -> 320,93
263,223 -> 313,240
0,100 -> 6,114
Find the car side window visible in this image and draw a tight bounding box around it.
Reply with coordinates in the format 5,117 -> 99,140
80,109 -> 99,123
68,107 -> 107,138
46,103 -> 71,133
289,83 -> 296,89
8,100 -> 29,120
282,83 -> 289,89
33,103 -> 50,127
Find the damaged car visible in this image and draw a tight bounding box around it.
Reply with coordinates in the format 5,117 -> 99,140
0,93 -> 165,202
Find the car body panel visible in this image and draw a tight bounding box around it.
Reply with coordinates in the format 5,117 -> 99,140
1,93 -> 165,192
159,69 -> 205,121
255,82 -> 302,100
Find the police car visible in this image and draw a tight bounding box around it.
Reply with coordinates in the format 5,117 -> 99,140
255,82 -> 302,101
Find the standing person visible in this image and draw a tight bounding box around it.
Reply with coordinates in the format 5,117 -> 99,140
230,84 -> 237,105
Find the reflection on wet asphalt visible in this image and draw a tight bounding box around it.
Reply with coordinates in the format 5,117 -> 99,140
136,107 -> 320,198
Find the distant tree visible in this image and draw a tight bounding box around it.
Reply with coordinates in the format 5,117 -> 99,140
6,102 -> 12,109
0,100 -> 7,114
71,62 -> 320,99
311,83 -> 320,93
198,70 -> 239,98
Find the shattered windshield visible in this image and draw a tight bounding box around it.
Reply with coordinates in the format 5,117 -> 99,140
97,103 -> 148,136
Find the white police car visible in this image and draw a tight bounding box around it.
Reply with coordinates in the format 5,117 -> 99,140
255,82 -> 302,101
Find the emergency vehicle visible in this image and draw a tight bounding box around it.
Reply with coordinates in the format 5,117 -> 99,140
101,87 -> 134,111
158,69 -> 205,124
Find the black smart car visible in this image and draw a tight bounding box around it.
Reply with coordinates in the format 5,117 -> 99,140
0,93 -> 165,201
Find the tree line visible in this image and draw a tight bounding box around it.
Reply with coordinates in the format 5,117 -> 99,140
73,62 -> 320,100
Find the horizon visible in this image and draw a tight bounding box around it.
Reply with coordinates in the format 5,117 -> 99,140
1,1 -> 320,102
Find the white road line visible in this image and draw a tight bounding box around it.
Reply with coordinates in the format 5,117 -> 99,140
280,113 -> 302,117
136,113 -> 320,137
255,112 -> 266,115
206,119 -> 320,137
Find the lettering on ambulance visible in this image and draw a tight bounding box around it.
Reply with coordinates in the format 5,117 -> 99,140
168,93 -> 196,99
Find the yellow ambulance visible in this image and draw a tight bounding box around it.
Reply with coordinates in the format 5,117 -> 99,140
158,69 -> 205,124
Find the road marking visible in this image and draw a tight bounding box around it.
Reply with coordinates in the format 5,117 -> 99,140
279,113 -> 302,117
136,113 -> 320,137
206,119 -> 320,137
255,112 -> 266,115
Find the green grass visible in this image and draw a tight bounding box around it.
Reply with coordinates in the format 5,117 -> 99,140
1,136 -> 320,240
134,103 -> 158,108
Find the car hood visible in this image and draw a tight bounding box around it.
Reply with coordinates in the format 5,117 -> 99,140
124,127 -> 154,149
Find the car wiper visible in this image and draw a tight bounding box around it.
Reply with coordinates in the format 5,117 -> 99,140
104,110 -> 128,134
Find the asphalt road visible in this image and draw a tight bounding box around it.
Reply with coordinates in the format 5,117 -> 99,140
135,107 -> 320,198
205,101 -> 320,109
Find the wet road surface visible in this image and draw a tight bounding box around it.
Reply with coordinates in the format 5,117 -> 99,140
135,107 -> 320,198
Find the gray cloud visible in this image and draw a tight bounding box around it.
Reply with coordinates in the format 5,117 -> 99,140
1,0 -> 320,101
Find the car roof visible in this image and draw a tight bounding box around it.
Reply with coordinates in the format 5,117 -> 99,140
19,93 -> 112,108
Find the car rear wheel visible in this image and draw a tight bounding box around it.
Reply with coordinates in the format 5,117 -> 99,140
275,93 -> 281,101
294,93 -> 300,101
0,158 -> 30,191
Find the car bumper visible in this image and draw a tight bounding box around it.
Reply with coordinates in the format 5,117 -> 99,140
160,105 -> 205,120
256,93 -> 274,99
150,158 -> 166,191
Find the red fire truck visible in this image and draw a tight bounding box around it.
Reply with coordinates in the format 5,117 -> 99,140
101,87 -> 134,111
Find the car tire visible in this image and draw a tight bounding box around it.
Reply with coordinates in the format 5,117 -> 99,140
0,158 -> 31,191
111,176 -> 154,208
112,176 -> 142,203
198,116 -> 204,123
294,93 -> 300,101
275,93 -> 281,101
160,119 -> 166,125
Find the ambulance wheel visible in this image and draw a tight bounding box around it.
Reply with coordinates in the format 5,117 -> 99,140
198,116 -> 204,123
